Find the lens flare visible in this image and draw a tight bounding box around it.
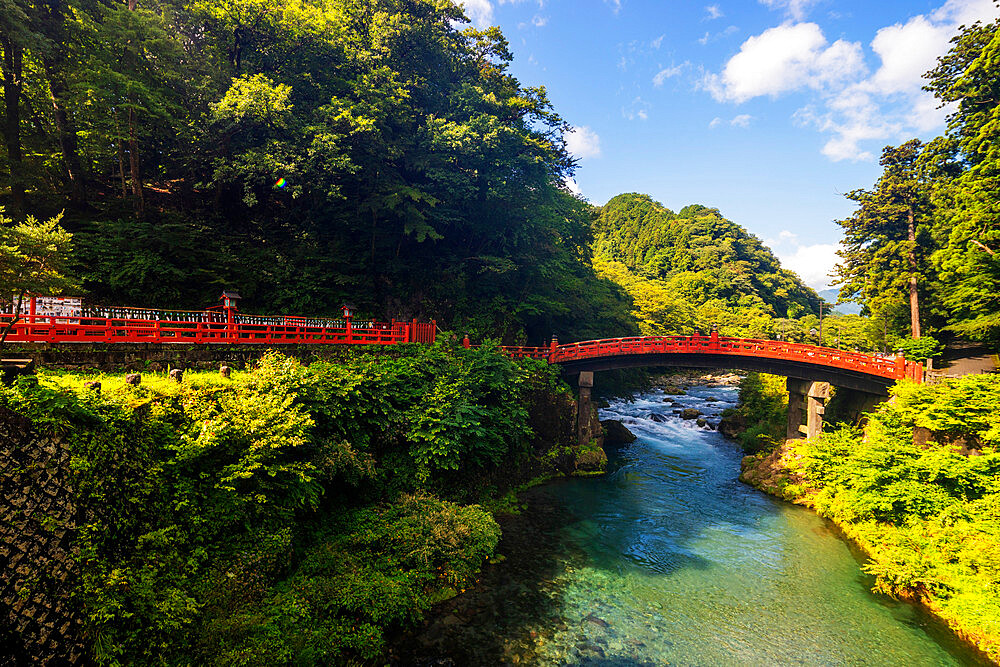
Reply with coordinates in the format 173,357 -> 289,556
275,177 -> 287,188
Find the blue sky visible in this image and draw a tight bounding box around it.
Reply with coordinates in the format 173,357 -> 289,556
459,0 -> 999,290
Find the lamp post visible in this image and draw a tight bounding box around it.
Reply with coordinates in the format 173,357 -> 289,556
341,303 -> 354,341
819,301 -> 824,346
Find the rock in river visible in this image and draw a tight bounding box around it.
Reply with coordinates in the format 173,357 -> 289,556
680,408 -> 701,420
602,420 -> 637,445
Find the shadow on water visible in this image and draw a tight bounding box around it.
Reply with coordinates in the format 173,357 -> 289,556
389,488 -> 592,665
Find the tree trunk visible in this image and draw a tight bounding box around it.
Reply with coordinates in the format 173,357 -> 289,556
0,33 -> 25,217
127,106 -> 144,217
906,205 -> 921,339
45,64 -> 86,206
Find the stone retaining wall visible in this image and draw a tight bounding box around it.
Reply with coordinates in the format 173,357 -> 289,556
0,408 -> 83,665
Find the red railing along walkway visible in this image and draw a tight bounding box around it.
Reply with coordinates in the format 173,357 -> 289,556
1,306 -> 436,347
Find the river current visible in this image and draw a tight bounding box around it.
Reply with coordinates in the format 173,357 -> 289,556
396,384 -> 987,665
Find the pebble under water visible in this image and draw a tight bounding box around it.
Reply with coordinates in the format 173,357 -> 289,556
395,385 -> 989,666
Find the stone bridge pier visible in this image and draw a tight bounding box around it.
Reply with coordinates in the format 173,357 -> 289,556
786,378 -> 831,439
577,371 -> 595,447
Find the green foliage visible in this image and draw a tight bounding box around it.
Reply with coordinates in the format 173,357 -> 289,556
890,335 -> 944,362
198,493 -> 500,664
0,0 -> 635,344
592,193 -> 821,333
797,375 -> 1000,660
731,372 -> 788,453
833,19 -> 1000,346
0,209 -> 76,342
0,347 -> 565,664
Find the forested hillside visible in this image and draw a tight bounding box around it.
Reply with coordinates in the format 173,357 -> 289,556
0,0 -> 635,343
592,193 -> 821,337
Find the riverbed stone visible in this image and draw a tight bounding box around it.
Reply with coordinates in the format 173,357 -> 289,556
680,408 -> 701,420
602,420 -> 637,446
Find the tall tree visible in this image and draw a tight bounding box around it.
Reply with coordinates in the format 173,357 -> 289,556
925,19 -> 1000,343
834,140 -> 940,339
0,0 -> 35,216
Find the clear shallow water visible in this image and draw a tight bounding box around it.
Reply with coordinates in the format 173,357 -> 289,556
529,386 -> 985,666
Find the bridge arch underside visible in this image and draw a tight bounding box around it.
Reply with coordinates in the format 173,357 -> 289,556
556,353 -> 893,395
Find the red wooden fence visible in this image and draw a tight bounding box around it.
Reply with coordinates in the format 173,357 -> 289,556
1,308 -> 436,347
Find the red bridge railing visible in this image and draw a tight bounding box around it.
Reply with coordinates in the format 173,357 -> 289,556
468,333 -> 924,383
0,310 -> 436,346
2,296 -> 921,384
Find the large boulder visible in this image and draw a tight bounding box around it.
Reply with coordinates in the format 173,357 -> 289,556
680,408 -> 701,420
602,420 -> 637,446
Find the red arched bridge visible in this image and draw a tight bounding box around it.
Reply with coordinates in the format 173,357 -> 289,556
480,332 -> 922,394
2,294 -> 922,395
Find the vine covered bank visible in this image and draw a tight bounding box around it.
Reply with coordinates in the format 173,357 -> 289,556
738,372 -> 1000,663
0,344 -> 603,665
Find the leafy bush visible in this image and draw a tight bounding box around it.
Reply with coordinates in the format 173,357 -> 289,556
197,493 -> 500,664
0,345 -> 566,664
732,372 -> 788,453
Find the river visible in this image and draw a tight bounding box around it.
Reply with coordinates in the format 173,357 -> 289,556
395,384 -> 988,665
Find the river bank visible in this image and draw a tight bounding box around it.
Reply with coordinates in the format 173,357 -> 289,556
735,373 -> 1000,665
392,381 -> 985,664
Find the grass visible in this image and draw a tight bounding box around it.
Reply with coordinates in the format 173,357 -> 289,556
37,368 -> 248,397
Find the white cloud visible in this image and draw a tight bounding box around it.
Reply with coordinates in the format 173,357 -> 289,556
706,0 -> 999,161
605,0 -> 622,14
531,14 -> 548,27
698,25 -> 739,45
566,126 -> 602,159
869,16 -> 952,94
704,23 -> 865,103
768,231 -> 840,289
708,115 -> 753,128
652,64 -> 684,86
705,4 -> 724,19
651,34 -> 666,49
621,97 -> 652,121
461,0 -> 493,27
759,0 -> 819,21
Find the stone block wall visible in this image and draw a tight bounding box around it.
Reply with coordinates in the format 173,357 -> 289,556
0,408 -> 84,665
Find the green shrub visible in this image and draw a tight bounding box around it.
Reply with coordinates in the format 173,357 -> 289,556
0,345 -> 561,665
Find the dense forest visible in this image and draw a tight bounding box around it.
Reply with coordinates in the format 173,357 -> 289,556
591,193 -> 822,338
0,0 -> 638,343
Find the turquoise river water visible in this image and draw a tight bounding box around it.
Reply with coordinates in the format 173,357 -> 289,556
397,384 -> 989,665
